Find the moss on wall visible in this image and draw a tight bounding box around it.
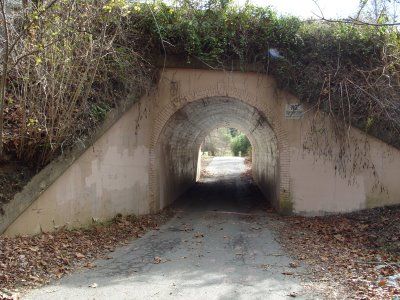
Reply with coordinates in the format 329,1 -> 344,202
279,192 -> 294,215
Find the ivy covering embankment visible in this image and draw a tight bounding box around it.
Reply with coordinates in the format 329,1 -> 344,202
2,0 -> 400,171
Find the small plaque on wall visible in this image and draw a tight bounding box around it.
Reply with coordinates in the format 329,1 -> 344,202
285,103 -> 304,120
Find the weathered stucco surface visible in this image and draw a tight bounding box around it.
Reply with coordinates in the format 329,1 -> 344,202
4,68 -> 400,236
5,97 -> 153,235
286,109 -> 400,215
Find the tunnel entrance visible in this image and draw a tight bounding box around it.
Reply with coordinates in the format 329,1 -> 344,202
152,97 -> 280,212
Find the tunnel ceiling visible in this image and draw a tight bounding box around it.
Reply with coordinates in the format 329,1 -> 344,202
160,97 -> 278,156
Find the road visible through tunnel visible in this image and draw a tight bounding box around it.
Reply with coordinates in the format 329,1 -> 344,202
203,156 -> 246,178
185,156 -> 265,214
25,157 -> 319,300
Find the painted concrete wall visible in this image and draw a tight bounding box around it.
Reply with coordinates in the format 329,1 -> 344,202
289,121 -> 400,214
5,97 -> 153,236
149,70 -> 287,212
149,69 -> 400,215
4,67 -> 400,236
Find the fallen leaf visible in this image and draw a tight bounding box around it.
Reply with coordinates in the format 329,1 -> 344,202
334,234 -> 345,242
75,252 -> 85,259
154,256 -> 162,264
84,262 -> 96,269
378,279 -> 387,287
282,272 -> 294,276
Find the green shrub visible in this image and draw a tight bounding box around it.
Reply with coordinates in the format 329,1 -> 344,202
127,0 -> 400,148
231,133 -> 251,157
4,0 -> 400,169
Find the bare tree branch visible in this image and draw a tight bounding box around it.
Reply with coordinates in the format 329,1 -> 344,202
311,0 -> 400,26
0,0 -> 10,157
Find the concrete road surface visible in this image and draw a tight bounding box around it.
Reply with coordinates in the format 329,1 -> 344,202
25,157 -> 319,300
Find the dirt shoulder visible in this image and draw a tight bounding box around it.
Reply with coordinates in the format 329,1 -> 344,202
0,210 -> 173,300
271,206 -> 400,299
200,156 -> 214,178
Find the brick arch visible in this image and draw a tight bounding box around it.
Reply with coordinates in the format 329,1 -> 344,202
148,84 -> 291,212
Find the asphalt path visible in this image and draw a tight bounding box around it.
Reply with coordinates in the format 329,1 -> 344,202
25,157 -> 319,300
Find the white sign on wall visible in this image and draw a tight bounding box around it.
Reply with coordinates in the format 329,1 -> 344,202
285,103 -> 304,120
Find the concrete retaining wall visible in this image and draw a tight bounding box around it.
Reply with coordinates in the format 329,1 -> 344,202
4,96 -> 153,236
3,68 -> 400,236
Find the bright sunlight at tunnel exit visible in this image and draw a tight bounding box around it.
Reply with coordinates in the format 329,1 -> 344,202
201,128 -> 252,158
198,127 -> 253,180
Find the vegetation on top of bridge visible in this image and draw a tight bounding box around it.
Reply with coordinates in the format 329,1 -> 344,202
129,0 -> 400,149
1,0 -> 400,170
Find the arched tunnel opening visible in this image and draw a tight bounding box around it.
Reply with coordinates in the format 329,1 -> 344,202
153,97 -> 279,213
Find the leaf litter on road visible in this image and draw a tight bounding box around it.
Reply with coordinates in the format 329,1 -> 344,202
271,205 -> 400,299
0,210 -> 172,299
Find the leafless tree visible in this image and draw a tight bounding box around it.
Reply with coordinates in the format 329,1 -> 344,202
313,0 -> 400,26
0,0 -> 60,159
0,0 -> 151,166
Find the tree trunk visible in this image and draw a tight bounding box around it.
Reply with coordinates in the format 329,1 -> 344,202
0,66 -> 6,159
0,0 -> 9,159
